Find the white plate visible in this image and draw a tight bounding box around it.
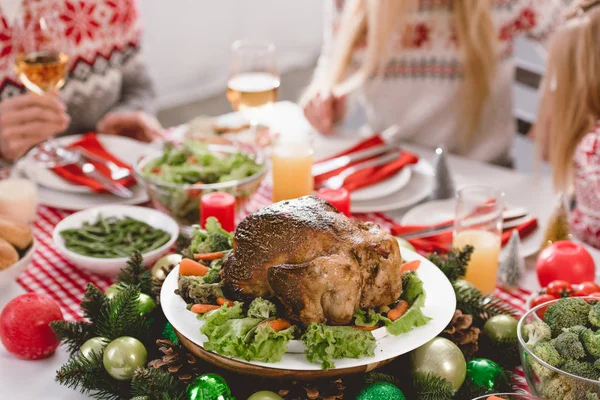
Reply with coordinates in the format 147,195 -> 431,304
401,199 -> 541,258
351,159 -> 434,213
160,249 -> 455,371
21,134 -> 153,194
351,168 -> 412,202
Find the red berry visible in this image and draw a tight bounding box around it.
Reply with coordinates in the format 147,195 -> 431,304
0,293 -> 64,360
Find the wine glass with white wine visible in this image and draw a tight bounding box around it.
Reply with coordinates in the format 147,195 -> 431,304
13,9 -> 78,167
226,40 -> 280,144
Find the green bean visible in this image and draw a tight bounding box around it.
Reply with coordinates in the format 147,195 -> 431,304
59,215 -> 171,259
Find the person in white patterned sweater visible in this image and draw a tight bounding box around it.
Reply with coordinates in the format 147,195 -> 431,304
302,0 -> 568,166
540,0 -> 600,249
0,0 -> 159,162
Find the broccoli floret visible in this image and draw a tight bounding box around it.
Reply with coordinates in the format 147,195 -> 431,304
524,320 -> 552,346
533,342 -> 562,367
552,330 -> 586,360
247,298 -> 277,319
588,392 -> 600,400
194,232 -> 231,254
540,375 -> 572,400
545,298 -> 591,337
401,271 -> 416,291
594,358 -> 600,371
564,325 -> 588,336
589,302 -> 600,328
581,328 -> 600,358
562,360 -> 600,380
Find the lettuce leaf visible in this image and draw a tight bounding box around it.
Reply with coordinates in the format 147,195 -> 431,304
199,301 -> 294,363
302,323 -> 376,369
385,293 -> 432,336
354,309 -> 384,327
401,272 -> 425,304
247,298 -> 277,319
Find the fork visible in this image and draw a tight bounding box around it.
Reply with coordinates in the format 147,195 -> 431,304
78,149 -> 131,180
319,151 -> 400,190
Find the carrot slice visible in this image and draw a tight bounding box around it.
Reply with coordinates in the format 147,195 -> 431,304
216,297 -> 234,307
353,325 -> 378,331
190,304 -> 221,314
388,300 -> 409,321
260,319 -> 292,332
179,258 -> 209,276
193,252 -> 224,261
487,397 -> 505,400
400,260 -> 421,273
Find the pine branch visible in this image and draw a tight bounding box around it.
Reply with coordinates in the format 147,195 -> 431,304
95,285 -> 151,341
81,283 -> 108,324
55,351 -> 129,400
413,373 -> 455,400
117,251 -> 153,295
428,246 -> 473,283
454,280 -> 517,325
131,368 -> 187,400
50,320 -> 95,355
364,371 -> 400,387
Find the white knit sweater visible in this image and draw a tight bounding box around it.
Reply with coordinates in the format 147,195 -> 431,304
318,0 -> 566,165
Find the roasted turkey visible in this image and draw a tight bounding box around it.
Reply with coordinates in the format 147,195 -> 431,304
222,196 -> 402,326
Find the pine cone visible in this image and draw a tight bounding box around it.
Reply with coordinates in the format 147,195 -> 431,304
147,339 -> 203,383
278,379 -> 345,400
442,310 -> 481,356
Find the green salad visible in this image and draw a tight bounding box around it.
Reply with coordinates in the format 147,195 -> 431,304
143,141 -> 261,185
176,218 -> 431,369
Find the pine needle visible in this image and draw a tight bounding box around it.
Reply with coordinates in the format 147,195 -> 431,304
428,246 -> 473,283
81,284 -> 107,325
50,320 -> 94,355
117,251 -> 153,295
364,371 -> 400,386
131,368 -> 187,400
95,285 -> 151,341
413,373 -> 455,400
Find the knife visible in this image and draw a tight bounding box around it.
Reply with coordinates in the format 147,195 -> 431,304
312,143 -> 401,176
76,158 -> 134,199
398,208 -> 529,240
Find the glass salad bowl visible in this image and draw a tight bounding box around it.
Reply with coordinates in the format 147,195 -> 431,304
134,139 -> 267,227
517,297 -> 600,400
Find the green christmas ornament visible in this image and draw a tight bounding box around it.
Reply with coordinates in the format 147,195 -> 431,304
247,391 -> 284,400
137,293 -> 156,315
356,381 -> 406,400
483,315 -> 518,343
105,283 -> 121,300
162,322 -> 180,345
80,337 -> 109,361
187,373 -> 232,400
465,358 -> 506,392
102,336 -> 147,381
410,337 -> 466,390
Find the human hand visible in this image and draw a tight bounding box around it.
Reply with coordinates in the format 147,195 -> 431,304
97,111 -> 163,143
302,91 -> 346,134
0,93 -> 70,161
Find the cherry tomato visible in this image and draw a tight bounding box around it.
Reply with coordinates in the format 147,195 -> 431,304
531,293 -> 558,319
574,281 -> 600,297
536,241 -> 596,287
546,280 -> 574,298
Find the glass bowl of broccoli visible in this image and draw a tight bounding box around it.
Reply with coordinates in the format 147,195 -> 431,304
518,296 -> 600,400
471,394 -> 540,399
134,139 -> 267,227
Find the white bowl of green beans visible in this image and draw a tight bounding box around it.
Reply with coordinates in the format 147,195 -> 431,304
52,205 -> 179,277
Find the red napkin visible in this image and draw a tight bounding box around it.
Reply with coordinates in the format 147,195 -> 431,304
313,135 -> 419,192
52,133 -> 135,193
393,218 -> 539,254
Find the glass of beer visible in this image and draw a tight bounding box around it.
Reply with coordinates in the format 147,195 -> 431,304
453,185 -> 504,295
227,40 -> 279,142
12,9 -> 76,167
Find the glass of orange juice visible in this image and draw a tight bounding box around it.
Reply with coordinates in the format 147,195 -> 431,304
271,140 -> 314,203
453,185 -> 504,295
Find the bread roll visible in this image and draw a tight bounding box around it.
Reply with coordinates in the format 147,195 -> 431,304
0,216 -> 33,250
0,238 -> 19,270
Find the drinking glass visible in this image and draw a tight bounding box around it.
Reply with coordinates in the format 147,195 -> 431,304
453,185 -> 504,295
226,40 -> 279,143
12,9 -> 77,167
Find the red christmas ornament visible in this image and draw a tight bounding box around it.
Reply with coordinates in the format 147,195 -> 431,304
536,241 -> 596,287
0,293 -> 64,360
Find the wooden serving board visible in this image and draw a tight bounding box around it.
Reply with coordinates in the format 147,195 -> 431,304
175,329 -> 396,380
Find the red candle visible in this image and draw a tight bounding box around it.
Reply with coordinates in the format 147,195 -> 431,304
317,188 -> 351,217
200,192 -> 236,232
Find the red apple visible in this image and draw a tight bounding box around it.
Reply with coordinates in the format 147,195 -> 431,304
0,293 -> 64,360
536,241 -> 596,287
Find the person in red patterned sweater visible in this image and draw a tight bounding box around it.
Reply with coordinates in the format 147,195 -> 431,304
0,0 -> 159,162
540,0 -> 600,249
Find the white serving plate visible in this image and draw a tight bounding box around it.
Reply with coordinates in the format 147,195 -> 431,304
161,248 -> 455,371
350,167 -> 412,202
53,205 -> 179,277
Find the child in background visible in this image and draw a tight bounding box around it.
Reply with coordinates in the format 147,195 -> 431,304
541,0 -> 600,248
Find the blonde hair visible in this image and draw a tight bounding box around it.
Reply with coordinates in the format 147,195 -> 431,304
542,0 -> 600,190
305,0 -> 497,152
